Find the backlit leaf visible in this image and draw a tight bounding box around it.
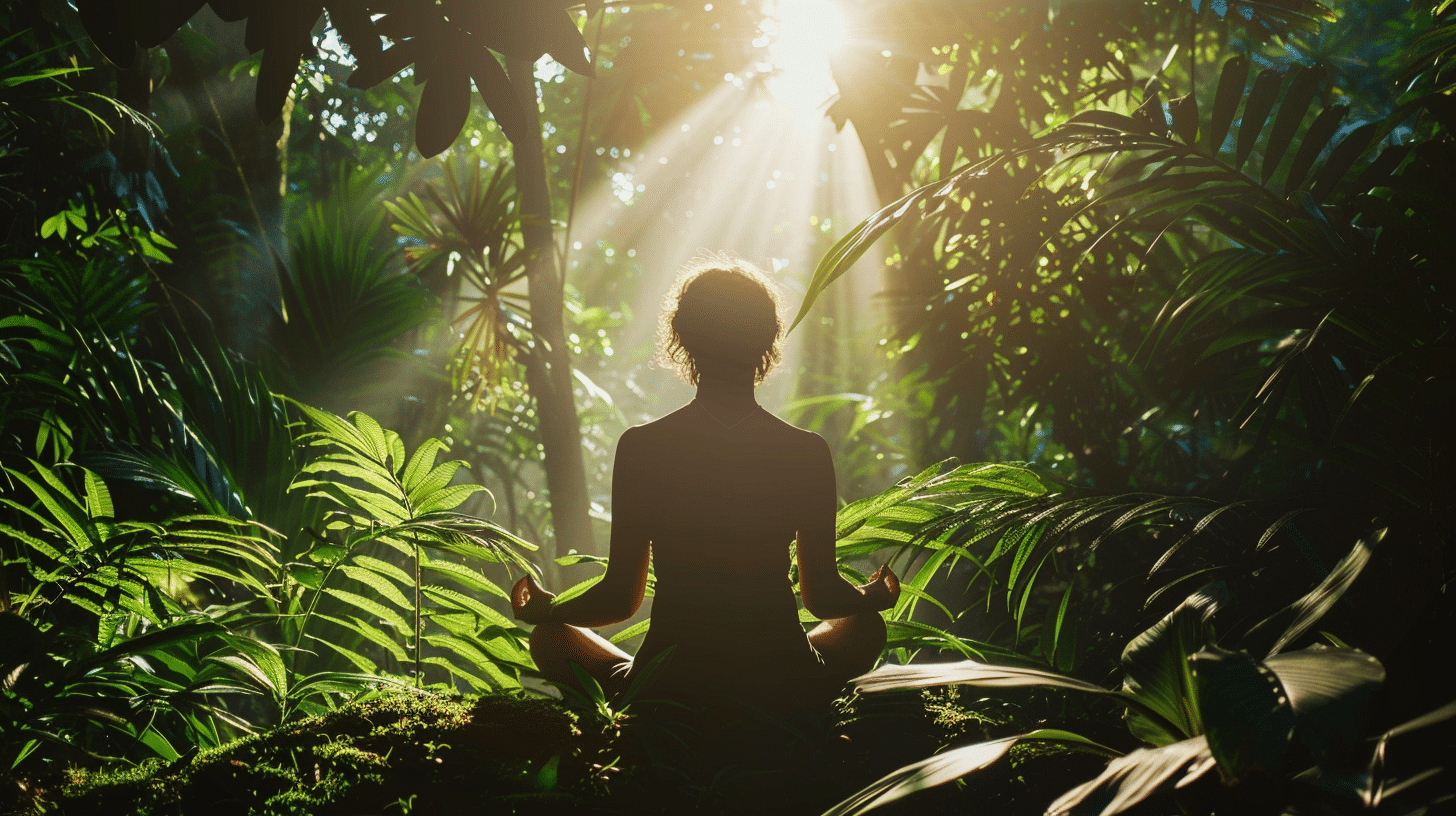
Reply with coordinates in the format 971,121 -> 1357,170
1048,736 -> 1216,816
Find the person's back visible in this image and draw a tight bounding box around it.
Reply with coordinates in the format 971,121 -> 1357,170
624,406 -> 831,700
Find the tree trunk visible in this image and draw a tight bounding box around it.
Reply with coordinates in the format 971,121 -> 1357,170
506,57 -> 596,558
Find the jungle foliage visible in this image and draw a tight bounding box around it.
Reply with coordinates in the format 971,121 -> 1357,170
2,0 -> 1453,814
779,0 -> 1455,812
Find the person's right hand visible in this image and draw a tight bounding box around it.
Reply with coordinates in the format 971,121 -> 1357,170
858,564 -> 900,613
511,575 -> 556,624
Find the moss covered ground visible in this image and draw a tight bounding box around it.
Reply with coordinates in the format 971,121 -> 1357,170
4,687 -> 1108,816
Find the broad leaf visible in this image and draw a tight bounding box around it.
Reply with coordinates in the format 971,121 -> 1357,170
1266,646 -> 1384,766
854,659 -> 1111,696
1048,736 -> 1217,816
1190,647 -> 1294,780
1120,584 -> 1225,745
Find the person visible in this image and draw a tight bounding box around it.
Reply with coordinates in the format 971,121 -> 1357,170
511,256 -> 899,711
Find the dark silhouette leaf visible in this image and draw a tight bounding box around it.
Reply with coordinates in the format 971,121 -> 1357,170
416,62 -> 472,158
132,0 -> 208,48
1207,55 -> 1248,152
208,0 -> 251,23
328,2 -> 381,63
1169,92 -> 1198,145
252,4 -> 321,122
538,10 -> 595,78
1261,66 -> 1322,185
76,0 -> 136,67
464,46 -> 529,146
1310,122 -> 1380,202
1348,138 -> 1406,191
242,2 -> 267,52
449,3 -> 595,78
1283,103 -> 1347,195
1236,68 -> 1284,170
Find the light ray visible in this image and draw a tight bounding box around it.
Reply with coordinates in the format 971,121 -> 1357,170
567,79 -> 886,422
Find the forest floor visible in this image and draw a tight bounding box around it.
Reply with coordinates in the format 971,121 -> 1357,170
5,687 -> 1108,815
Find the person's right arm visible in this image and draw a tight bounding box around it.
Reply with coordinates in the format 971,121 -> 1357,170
796,434 -> 898,619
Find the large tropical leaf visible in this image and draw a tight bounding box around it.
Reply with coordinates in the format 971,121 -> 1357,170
1047,735 -> 1218,816
1120,584 -> 1224,746
1189,647 -> 1295,779
76,0 -> 592,152
1265,646 -> 1384,766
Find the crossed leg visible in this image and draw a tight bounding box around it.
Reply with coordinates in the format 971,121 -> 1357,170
527,610 -> 886,699
806,608 -> 888,683
528,622 -> 633,696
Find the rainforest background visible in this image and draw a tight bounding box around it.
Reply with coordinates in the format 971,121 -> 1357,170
0,0 -> 1452,813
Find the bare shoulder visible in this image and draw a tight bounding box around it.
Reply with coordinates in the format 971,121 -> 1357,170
762,413 -> 832,461
613,405 -> 692,457
620,403 -> 694,441
618,404 -> 829,464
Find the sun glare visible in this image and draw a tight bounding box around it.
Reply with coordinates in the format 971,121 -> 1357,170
763,0 -> 847,112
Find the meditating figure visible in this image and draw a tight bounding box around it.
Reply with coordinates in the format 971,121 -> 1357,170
512,256 -> 899,709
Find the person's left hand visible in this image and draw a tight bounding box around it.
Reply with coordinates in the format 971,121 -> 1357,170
511,575 -> 556,624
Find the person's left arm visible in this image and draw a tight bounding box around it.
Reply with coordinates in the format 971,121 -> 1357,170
513,427 -> 651,627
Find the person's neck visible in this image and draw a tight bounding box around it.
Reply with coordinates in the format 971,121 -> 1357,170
694,372 -> 757,411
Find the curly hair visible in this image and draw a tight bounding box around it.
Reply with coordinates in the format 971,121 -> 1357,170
655,255 -> 785,386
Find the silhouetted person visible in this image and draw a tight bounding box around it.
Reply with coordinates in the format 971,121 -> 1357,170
512,257 -> 898,712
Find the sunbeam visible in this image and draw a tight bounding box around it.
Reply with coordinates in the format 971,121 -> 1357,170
566,79 -> 884,421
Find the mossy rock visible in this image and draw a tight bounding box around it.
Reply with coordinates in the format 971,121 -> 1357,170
56,690 -> 606,816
